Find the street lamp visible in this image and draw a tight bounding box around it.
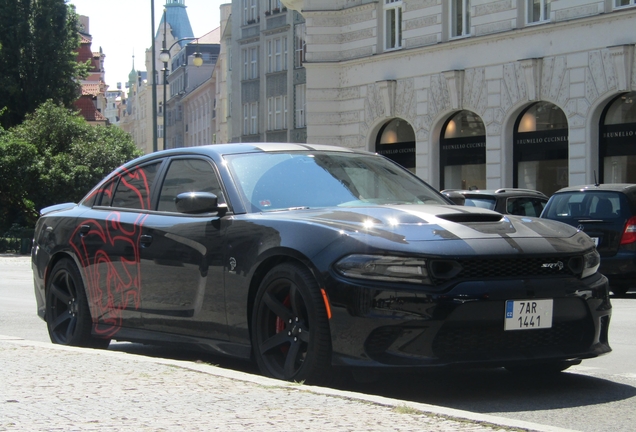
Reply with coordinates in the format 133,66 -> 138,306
159,30 -> 204,149
151,0 -> 158,153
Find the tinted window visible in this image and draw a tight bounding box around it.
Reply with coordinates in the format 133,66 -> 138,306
226,152 -> 446,211
544,192 -> 625,219
158,159 -> 224,212
506,197 -> 547,217
464,197 -> 496,210
111,163 -> 160,210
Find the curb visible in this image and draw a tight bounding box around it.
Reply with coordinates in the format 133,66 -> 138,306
0,335 -> 579,432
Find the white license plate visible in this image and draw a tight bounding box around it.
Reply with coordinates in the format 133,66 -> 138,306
591,237 -> 599,247
505,299 -> 553,331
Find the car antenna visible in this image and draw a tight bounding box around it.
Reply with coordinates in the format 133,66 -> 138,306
593,171 -> 599,187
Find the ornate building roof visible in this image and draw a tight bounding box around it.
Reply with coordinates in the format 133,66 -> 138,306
158,0 -> 194,47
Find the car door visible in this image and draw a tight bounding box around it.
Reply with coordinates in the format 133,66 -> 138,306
70,161 -> 162,337
139,157 -> 229,341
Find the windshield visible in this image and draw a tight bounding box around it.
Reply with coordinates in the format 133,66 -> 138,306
225,151 -> 448,212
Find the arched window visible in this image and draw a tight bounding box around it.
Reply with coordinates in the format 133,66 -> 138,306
375,118 -> 416,172
440,110 -> 486,190
600,92 -> 636,183
514,102 -> 568,196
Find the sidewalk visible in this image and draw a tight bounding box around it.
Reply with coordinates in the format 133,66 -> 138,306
0,336 -> 578,432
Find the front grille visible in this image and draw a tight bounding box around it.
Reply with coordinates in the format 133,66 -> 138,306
431,320 -> 592,361
430,256 -> 581,285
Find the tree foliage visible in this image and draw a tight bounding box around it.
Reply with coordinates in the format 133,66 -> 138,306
0,101 -> 142,232
0,0 -> 88,129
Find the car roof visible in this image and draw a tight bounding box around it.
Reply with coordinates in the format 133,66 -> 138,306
442,188 -> 548,198
553,184 -> 636,194
126,143 -> 362,167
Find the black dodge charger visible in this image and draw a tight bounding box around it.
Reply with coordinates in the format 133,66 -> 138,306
32,143 -> 611,384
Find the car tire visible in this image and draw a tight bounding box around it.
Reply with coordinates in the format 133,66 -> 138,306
251,262 -> 332,384
505,361 -> 573,375
45,259 -> 110,349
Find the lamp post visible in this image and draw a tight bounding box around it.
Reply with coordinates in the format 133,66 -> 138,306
159,36 -> 204,149
151,0 -> 158,153
161,9 -> 167,150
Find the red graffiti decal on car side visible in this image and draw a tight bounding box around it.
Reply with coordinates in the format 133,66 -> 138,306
69,166 -> 151,337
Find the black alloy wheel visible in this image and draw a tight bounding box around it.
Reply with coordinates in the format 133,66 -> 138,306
45,259 -> 110,349
251,263 -> 332,384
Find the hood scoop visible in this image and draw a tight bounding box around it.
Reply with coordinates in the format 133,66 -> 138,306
437,212 -> 503,223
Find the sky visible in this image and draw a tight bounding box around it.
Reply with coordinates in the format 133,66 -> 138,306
68,0 -> 223,89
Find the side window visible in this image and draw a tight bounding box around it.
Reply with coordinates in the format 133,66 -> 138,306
96,178 -> 118,206
158,159 -> 224,213
111,163 -> 161,210
507,197 -> 547,217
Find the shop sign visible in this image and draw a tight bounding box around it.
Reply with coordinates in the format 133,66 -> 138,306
376,141 -> 415,169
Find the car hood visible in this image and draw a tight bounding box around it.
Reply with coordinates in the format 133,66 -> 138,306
264,204 -> 579,242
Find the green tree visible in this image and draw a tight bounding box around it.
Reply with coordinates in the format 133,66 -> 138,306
0,0 -> 88,129
0,101 -> 142,231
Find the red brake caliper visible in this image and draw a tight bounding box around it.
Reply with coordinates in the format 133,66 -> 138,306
275,295 -> 291,354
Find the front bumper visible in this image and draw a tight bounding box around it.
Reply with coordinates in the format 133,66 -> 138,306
326,273 -> 611,368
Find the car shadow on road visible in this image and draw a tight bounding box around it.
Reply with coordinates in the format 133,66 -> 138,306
108,341 -> 636,415
337,367 -> 636,414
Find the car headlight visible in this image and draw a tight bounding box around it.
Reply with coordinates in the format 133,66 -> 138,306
581,249 -> 600,279
335,255 -> 431,284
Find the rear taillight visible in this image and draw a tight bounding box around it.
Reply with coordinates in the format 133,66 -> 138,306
620,216 -> 636,245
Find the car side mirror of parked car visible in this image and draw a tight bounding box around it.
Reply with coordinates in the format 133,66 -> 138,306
175,192 -> 226,215
442,191 -> 466,206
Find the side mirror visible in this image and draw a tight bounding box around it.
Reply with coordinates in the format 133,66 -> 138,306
175,192 -> 225,214
442,191 -> 466,206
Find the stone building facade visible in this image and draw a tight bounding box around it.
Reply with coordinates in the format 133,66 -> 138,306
283,0 -> 636,194
227,0 -> 308,144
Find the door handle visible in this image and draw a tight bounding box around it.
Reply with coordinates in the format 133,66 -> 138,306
78,225 -> 91,236
140,234 -> 153,247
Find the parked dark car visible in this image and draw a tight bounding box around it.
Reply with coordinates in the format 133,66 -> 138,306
541,183 -> 636,297
442,188 -> 548,217
32,143 -> 611,384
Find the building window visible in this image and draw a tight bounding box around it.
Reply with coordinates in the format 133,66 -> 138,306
451,0 -> 470,38
250,47 -> 258,78
527,0 -> 550,24
295,84 -> 306,128
295,23 -> 306,68
384,0 -> 402,50
600,92 -> 636,183
267,96 -> 288,131
243,102 -> 258,135
440,111 -> 485,188
514,102 -> 568,196
266,0 -> 282,13
267,36 -> 288,73
242,46 -> 259,80
243,0 -> 258,24
614,0 -> 635,8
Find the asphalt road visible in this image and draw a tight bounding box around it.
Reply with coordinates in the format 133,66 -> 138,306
2,255 -> 635,432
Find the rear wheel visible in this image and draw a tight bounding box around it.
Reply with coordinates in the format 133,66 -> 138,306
251,263 -> 332,384
45,259 -> 110,349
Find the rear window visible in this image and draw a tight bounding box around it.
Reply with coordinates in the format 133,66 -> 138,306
544,192 -> 626,219
464,197 -> 496,210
